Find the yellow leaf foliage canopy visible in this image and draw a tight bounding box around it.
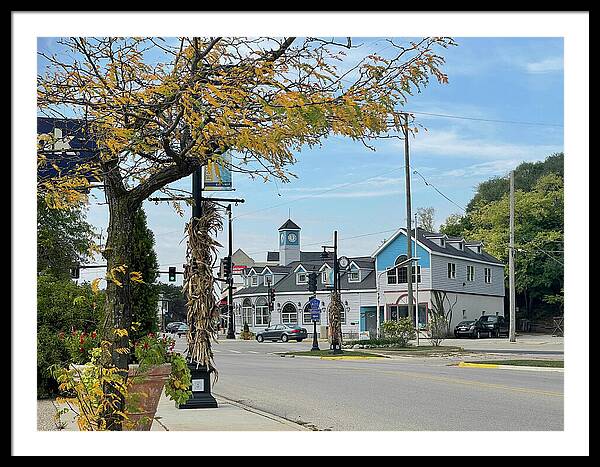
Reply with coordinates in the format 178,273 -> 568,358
38,37 -> 455,208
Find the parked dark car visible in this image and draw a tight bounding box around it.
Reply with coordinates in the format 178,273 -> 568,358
476,315 -> 509,338
166,322 -> 186,333
454,316 -> 509,339
175,324 -> 189,337
454,320 -> 477,338
255,324 -> 308,343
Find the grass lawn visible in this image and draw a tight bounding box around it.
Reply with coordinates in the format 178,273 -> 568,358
465,359 -> 564,368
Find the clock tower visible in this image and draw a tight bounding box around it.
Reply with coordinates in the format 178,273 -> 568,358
278,219 -> 301,266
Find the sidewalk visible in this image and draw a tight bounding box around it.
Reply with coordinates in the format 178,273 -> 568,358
412,333 -> 564,355
151,391 -> 308,431
44,389 -> 309,431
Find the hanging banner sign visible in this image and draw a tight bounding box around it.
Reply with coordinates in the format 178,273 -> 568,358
203,152 -> 233,191
37,117 -> 100,181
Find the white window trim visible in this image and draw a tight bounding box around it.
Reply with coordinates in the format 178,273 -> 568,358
251,276 -> 259,286
296,272 -> 308,285
448,262 -> 456,279
348,270 -> 361,283
484,267 -> 492,284
264,275 -> 273,286
466,265 -> 474,282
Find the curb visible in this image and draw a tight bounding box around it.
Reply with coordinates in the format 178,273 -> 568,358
213,394 -> 312,431
458,362 -> 564,372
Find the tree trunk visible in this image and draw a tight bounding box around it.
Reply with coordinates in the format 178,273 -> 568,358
102,195 -> 137,370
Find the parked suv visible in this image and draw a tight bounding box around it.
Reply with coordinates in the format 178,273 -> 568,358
474,315 -> 509,338
255,324 -> 308,343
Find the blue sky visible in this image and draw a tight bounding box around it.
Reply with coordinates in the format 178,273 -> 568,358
37,36 -> 564,285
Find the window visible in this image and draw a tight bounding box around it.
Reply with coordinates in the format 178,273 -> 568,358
264,275 -> 273,286
411,265 -> 421,283
348,271 -> 360,282
484,268 -> 492,284
397,266 -> 408,283
251,275 -> 258,286
321,269 -> 331,284
297,272 -> 307,284
255,297 -> 270,326
477,246 -> 482,254
466,265 -> 474,282
242,299 -> 253,326
447,263 -> 456,279
281,303 -> 298,324
387,268 -> 397,284
440,238 -> 446,247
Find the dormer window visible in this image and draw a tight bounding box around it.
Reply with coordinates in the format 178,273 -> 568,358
348,270 -> 360,282
440,238 -> 445,247
264,275 -> 273,286
297,272 -> 308,285
251,275 -> 258,286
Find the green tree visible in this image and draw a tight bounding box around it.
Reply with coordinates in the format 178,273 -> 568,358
466,153 -> 563,212
467,173 -> 564,319
130,208 -> 160,342
155,283 -> 188,324
37,196 -> 96,278
439,213 -> 472,237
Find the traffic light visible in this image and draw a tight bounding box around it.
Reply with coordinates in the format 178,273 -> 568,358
70,266 -> 80,279
223,256 -> 232,278
168,266 -> 176,282
308,272 -> 317,293
268,288 -> 276,311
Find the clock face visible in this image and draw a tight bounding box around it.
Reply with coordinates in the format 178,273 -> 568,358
287,233 -> 297,243
338,256 -> 349,268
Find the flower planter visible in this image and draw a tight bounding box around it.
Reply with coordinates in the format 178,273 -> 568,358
125,363 -> 171,431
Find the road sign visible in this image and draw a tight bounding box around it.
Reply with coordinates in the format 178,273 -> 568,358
309,298 -> 321,321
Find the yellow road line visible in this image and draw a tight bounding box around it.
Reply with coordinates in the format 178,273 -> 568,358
459,362 -> 500,369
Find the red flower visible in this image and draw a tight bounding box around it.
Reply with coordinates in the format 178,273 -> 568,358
79,336 -> 85,344
79,347 -> 84,353
143,342 -> 149,350
91,331 -> 97,339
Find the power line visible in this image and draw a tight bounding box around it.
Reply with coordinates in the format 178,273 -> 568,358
403,110 -> 563,128
412,169 -> 468,213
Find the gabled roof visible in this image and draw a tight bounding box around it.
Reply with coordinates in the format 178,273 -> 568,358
279,219 -> 301,230
372,227 -> 503,265
233,257 -> 376,296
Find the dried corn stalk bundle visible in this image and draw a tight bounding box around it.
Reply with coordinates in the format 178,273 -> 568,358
184,200 -> 223,379
328,291 -> 344,348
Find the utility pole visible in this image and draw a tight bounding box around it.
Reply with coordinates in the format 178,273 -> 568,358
414,213 -> 419,347
509,170 -> 516,342
226,204 -> 236,339
403,113 -> 414,327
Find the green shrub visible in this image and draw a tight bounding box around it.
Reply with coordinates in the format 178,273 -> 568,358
37,273 -> 105,398
381,318 -> 416,347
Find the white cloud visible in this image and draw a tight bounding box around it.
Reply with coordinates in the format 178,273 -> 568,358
525,57 -> 563,74
409,129 -> 562,161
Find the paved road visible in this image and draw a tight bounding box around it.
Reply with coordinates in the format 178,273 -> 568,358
172,336 -> 563,431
